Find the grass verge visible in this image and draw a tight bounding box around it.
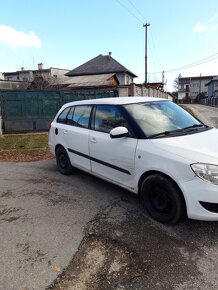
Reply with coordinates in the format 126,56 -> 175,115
0,133 -> 49,150
0,133 -> 54,162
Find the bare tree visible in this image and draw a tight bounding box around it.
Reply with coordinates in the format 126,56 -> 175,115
173,74 -> 181,91
28,75 -> 66,90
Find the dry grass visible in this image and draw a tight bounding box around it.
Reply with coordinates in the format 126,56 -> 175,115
0,133 -> 54,162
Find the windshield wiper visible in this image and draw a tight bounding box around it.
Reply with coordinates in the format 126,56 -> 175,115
149,124 -> 209,139
149,131 -> 176,138
182,124 -> 207,130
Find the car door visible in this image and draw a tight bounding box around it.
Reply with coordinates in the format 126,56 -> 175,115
89,104 -> 138,190
63,105 -> 92,171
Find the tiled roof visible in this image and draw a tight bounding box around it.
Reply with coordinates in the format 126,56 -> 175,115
66,54 -> 137,78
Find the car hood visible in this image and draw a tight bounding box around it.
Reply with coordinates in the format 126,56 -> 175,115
151,128 -> 218,164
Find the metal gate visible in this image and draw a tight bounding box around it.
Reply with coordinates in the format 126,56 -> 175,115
0,89 -> 118,133
1,91 -> 60,132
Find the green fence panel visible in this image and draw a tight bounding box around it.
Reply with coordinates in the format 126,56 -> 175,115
62,89 -> 118,104
0,89 -> 118,133
1,90 -> 61,132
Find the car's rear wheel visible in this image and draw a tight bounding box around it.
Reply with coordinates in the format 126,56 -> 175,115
140,174 -> 185,224
56,147 -> 74,175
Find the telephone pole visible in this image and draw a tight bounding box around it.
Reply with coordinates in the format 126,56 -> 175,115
162,71 -> 165,91
143,23 -> 150,85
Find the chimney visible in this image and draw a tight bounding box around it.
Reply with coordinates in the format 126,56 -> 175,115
21,67 -> 24,71
108,52 -> 112,56
38,63 -> 44,70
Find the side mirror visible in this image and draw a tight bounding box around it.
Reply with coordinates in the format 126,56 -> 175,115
110,126 -> 128,139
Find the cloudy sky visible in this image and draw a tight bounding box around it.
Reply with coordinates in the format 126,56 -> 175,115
1,0 -> 218,91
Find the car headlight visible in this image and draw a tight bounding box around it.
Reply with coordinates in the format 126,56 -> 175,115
191,163 -> 218,185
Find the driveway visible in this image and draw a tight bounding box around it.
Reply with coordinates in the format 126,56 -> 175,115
1,158 -> 218,290
0,160 -> 119,290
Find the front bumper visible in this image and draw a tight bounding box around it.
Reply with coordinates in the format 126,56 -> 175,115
180,177 -> 218,221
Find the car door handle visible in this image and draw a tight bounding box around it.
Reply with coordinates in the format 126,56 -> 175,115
90,138 -> 97,143
64,130 -> 68,134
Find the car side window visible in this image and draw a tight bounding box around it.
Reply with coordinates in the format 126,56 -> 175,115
72,105 -> 92,128
93,105 -> 131,134
57,107 -> 71,123
66,106 -> 75,125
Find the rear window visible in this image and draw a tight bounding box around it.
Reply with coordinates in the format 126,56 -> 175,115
57,107 -> 71,123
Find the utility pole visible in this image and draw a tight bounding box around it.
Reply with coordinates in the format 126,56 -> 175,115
162,71 -> 165,91
143,23 -> 150,85
199,73 -> 202,95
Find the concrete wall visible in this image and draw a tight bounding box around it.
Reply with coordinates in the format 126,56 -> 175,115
131,84 -> 173,100
118,87 -> 129,97
51,68 -> 70,79
116,73 -> 126,85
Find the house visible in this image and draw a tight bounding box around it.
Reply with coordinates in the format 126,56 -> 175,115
0,80 -> 30,90
65,53 -> 137,85
205,76 -> 218,98
178,75 -> 214,101
3,64 -> 70,88
56,53 -> 170,99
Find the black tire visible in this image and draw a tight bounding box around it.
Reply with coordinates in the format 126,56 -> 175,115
140,174 -> 185,224
55,147 -> 74,175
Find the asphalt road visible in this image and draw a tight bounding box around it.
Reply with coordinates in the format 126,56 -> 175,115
0,160 -> 119,290
0,104 -> 218,290
183,104 -> 218,128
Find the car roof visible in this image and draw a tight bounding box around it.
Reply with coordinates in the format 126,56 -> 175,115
61,96 -> 168,109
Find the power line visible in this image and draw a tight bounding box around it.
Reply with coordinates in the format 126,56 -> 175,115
126,0 -> 149,23
115,0 -> 144,23
115,0 -> 163,82
149,29 -> 161,74
165,53 -> 218,72
144,53 -> 218,76
115,2 -> 217,81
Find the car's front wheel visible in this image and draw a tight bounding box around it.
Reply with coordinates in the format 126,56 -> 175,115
140,174 -> 185,224
55,147 -> 74,175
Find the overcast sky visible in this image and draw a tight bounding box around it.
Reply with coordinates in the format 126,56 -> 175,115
1,0 -> 218,91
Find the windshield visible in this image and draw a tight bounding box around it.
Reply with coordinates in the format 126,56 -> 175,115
124,101 -> 204,138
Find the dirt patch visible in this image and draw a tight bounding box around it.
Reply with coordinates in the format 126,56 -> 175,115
0,148 -> 53,162
47,234 -> 145,290
47,200 -> 201,290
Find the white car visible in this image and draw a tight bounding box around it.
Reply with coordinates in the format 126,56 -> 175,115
49,97 -> 218,224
